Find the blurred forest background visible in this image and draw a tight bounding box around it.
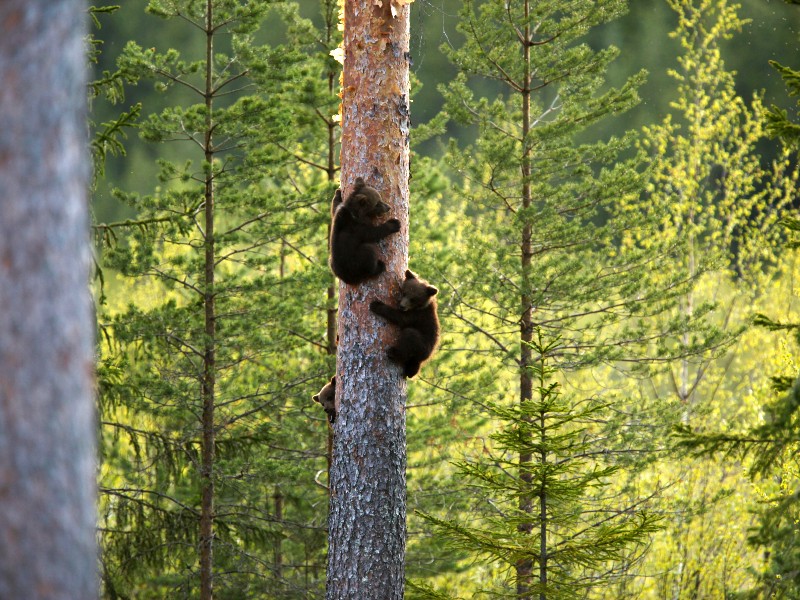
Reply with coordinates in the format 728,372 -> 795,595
92,0 -> 798,219
89,0 -> 800,598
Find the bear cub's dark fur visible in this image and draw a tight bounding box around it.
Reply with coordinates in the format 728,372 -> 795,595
312,376 -> 336,423
370,270 -> 439,378
329,178 -> 401,285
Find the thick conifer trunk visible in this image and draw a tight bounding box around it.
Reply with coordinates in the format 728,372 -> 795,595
326,1 -> 411,598
0,3 -> 97,598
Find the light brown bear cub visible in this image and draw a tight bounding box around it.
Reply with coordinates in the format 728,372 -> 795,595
312,376 -> 336,423
370,270 -> 440,378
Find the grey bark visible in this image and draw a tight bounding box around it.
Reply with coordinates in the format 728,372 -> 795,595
0,3 -> 97,599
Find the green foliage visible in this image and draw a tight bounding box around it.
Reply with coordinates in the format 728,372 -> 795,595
410,0 -> 683,595
673,214 -> 800,598
416,331 -> 661,598
435,0 -> 674,375
95,1 -> 339,596
610,1 -> 800,596
627,0 -> 796,422
766,59 -> 800,150
88,5 -> 141,186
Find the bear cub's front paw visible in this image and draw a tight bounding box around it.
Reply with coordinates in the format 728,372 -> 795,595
386,218 -> 401,233
369,300 -> 385,313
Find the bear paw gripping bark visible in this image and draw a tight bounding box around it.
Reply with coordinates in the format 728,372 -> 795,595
329,178 -> 401,285
370,270 -> 440,378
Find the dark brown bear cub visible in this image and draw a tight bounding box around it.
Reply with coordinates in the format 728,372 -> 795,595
329,178 -> 401,285
370,270 -> 439,378
312,376 -> 336,423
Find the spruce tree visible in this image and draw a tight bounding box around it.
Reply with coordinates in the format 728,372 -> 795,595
765,58 -> 800,149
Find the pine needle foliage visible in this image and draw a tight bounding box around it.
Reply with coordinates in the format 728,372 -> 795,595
674,313 -> 800,598
87,5 -> 141,188
765,59 -> 800,150
417,0 -> 678,595
418,330 -> 661,599
95,1 -> 335,597
673,22 -> 800,590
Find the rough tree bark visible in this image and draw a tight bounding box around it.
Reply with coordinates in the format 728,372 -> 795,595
326,0 -> 411,598
200,3 -> 217,599
518,1 -> 535,597
0,3 -> 97,599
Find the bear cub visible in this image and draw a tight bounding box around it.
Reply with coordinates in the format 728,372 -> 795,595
312,376 -> 336,423
370,270 -> 440,378
329,177 -> 401,285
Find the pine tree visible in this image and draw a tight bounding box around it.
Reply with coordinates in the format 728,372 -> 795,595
256,0 -> 344,586
95,1 -> 334,596
325,0 -> 412,597
88,5 -> 141,192
419,331 -> 660,599
417,0 -> 671,596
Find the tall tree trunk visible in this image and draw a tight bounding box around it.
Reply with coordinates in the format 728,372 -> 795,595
274,487 -> 284,581
518,0 -> 535,597
200,1 -> 217,598
326,0 -> 411,598
0,3 -> 97,598
325,0 -> 339,486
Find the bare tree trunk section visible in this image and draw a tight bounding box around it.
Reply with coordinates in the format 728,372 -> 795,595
199,2 -> 217,598
326,1 -> 411,598
0,3 -> 97,599
517,1 -> 535,597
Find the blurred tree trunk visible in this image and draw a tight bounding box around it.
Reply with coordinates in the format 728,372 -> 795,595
0,3 -> 96,599
326,0 -> 411,598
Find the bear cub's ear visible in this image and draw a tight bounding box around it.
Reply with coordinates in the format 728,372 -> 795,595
405,270 -> 437,296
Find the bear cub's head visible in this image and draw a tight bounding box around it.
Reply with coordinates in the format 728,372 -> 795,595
346,177 -> 390,221
399,270 -> 438,310
312,376 -> 336,423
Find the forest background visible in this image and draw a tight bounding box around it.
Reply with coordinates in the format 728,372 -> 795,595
90,0 -> 800,598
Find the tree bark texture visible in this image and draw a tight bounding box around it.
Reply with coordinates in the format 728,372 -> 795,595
327,1 -> 411,598
518,0 -> 535,597
200,3 -> 217,598
0,3 -> 97,599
